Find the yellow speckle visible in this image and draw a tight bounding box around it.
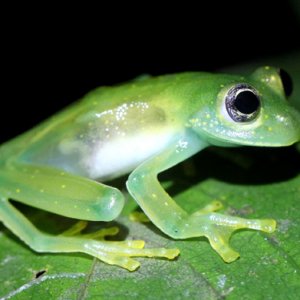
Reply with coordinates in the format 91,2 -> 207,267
74,205 -> 78,209
202,122 -> 207,126
16,188 -> 21,193
40,189 -> 44,193
61,184 -> 66,189
268,127 -> 273,131
220,84 -> 224,88
54,201 -> 58,204
264,114 -> 269,119
86,208 -> 91,212
164,202 -> 169,206
60,172 -> 65,176
265,66 -> 270,70
206,114 -> 211,119
152,193 -> 157,198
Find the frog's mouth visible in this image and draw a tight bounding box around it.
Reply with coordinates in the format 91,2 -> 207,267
195,116 -> 300,148
226,126 -> 299,148
245,137 -> 299,148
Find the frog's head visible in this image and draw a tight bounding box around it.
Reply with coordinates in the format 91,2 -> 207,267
191,66 -> 300,147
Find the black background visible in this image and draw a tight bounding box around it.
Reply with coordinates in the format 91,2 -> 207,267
1,1 -> 300,144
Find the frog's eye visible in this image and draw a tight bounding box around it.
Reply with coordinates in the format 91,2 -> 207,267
225,84 -> 260,123
278,69 -> 293,97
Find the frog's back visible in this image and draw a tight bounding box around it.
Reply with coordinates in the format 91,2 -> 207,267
1,72 -> 211,180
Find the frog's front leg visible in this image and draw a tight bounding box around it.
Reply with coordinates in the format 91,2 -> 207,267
127,134 -> 276,263
0,163 -> 179,270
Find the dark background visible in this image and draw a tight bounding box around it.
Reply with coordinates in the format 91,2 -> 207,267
1,1 -> 300,144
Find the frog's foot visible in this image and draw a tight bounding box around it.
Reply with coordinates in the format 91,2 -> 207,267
61,221 -> 89,236
129,211 -> 151,223
59,221 -> 179,270
192,200 -> 223,216
81,240 -> 180,271
61,221 -> 119,240
194,213 -> 276,262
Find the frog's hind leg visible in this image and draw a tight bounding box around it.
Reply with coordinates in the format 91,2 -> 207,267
0,198 -> 179,271
0,164 -> 179,270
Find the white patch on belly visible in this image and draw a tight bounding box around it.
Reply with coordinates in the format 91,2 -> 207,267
84,131 -> 174,180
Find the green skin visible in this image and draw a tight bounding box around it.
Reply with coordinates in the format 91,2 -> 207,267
0,66 -> 299,271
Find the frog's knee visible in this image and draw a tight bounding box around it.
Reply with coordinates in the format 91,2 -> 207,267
91,188 -> 125,221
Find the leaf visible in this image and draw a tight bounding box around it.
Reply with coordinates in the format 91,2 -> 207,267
1,53 -> 300,300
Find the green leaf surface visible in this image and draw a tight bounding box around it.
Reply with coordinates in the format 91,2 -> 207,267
1,53 -> 300,300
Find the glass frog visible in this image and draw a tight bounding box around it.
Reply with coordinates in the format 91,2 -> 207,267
0,67 -> 299,271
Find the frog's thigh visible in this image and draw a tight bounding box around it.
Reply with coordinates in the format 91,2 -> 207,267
0,163 -> 124,221
127,143 -> 276,263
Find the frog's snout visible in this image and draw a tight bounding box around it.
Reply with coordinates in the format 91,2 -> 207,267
278,109 -> 300,145
259,106 -> 300,147
291,108 -> 300,143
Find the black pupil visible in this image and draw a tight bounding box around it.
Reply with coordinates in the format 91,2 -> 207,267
279,69 -> 293,97
234,90 -> 260,114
